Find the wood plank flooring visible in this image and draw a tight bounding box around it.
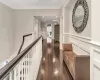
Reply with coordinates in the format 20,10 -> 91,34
37,41 -> 71,80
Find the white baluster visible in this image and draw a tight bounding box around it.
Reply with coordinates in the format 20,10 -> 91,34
23,56 -> 25,80
14,67 -> 17,80
24,56 -> 26,80
22,59 -> 24,80
26,54 -> 29,80
9,70 -> 14,80
18,62 -> 21,80
25,55 -> 27,80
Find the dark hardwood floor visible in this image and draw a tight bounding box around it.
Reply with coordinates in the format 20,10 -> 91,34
37,41 -> 71,80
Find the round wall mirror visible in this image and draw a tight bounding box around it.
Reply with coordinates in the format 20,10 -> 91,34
72,0 -> 89,33
74,5 -> 84,27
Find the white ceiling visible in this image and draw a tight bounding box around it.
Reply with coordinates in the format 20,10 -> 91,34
37,16 -> 60,23
0,0 -> 66,9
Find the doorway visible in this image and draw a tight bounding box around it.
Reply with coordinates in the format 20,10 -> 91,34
47,24 -> 52,43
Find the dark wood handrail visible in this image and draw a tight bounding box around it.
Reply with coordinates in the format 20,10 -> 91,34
18,33 -> 32,54
0,36 -> 42,80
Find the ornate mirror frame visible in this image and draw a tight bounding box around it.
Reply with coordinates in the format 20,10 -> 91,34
72,0 -> 89,33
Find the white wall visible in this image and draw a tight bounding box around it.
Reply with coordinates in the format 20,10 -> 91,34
41,22 -> 47,39
62,0 -> 91,55
13,11 -> 34,54
13,9 -> 60,53
68,0 -> 91,37
90,0 -> 100,80
59,8 -> 64,50
0,2 -> 14,63
61,0 -> 100,80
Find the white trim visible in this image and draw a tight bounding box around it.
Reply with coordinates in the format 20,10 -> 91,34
91,42 -> 100,80
70,40 -> 90,54
63,33 -> 91,40
63,33 -> 91,45
90,41 -> 100,47
63,33 -> 91,54
70,36 -> 90,44
63,33 -> 100,48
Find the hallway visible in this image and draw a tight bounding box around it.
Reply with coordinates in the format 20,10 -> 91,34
0,0 -> 100,79
37,41 -> 71,80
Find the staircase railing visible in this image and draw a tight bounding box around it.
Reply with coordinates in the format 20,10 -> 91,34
18,33 -> 32,54
0,36 -> 42,80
